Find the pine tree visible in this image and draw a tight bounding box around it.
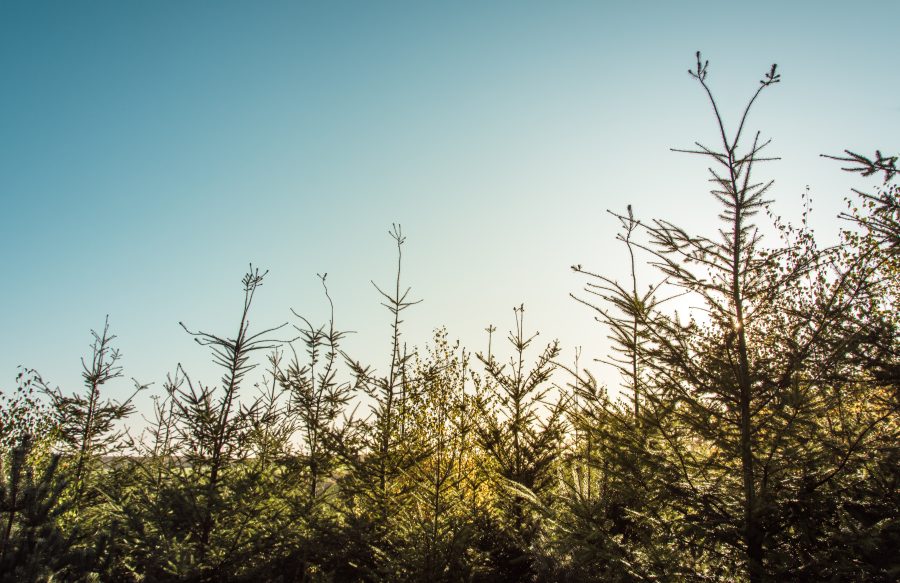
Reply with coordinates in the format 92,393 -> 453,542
0,435 -> 86,582
569,53 -> 899,580
474,304 -> 566,581
142,266 -> 283,581
45,318 -> 142,503
336,224 -> 426,581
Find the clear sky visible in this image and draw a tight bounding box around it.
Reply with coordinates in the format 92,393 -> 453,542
1,1 -> 897,412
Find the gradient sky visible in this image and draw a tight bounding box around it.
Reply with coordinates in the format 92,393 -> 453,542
1,1 -> 897,413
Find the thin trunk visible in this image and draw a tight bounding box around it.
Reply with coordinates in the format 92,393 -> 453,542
74,380 -> 99,498
729,161 -> 764,582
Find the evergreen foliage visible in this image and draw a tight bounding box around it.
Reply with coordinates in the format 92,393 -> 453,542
0,55 -> 896,582
473,305 -> 566,581
0,436 -> 85,582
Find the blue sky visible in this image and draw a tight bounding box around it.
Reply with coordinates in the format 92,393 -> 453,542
1,1 -> 897,410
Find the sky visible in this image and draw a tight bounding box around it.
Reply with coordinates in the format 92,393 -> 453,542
1,1 -> 897,416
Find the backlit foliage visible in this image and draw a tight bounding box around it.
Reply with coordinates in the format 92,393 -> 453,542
1,56 -> 896,582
